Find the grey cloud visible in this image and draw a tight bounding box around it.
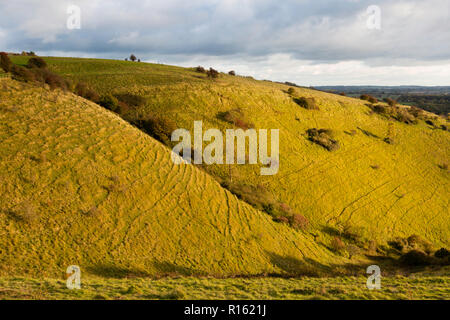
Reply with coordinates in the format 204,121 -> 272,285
0,0 -> 449,85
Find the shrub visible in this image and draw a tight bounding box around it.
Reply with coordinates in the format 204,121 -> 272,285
135,114 -> 177,145
435,248 -> 450,259
368,96 -> 378,104
288,213 -> 309,230
400,250 -> 432,266
217,109 -> 254,130
27,57 -> 47,69
407,235 -> 434,254
371,104 -> 417,124
273,216 -> 289,224
287,88 -> 295,95
0,52 -> 12,72
406,106 -> 425,118
220,182 -> 276,213
114,93 -> 146,107
130,54 -> 137,62
195,66 -> 206,73
330,236 -> 346,253
206,68 -> 219,79
360,94 -> 378,104
395,109 -> 417,124
11,65 -> 35,82
75,82 -> 100,102
228,70 -> 236,76
306,128 -> 340,151
33,68 -> 69,90
117,101 -> 130,114
384,98 -> 397,107
294,97 -> 319,110
99,94 -> 119,112
389,237 -> 409,252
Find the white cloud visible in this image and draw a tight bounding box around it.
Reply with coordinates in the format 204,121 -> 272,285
0,0 -> 449,85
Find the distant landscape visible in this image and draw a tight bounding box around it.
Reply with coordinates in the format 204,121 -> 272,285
316,86 -> 450,115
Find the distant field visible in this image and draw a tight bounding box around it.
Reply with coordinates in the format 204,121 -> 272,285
1,269 -> 449,300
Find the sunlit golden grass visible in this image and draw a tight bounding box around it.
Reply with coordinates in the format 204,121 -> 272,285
1,267 -> 449,300
0,78 -> 346,279
13,56 -> 447,250
1,56 -> 449,292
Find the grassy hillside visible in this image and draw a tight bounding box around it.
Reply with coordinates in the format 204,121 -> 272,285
10,56 -> 448,250
0,77 -> 345,278
2,267 -> 450,300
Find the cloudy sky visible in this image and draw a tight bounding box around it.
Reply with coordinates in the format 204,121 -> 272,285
1,0 -> 449,85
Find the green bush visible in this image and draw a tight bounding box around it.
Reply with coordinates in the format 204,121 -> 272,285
407,235 -> 434,254
389,237 -> 409,252
75,82 -> 100,102
195,66 -> 206,73
206,68 -> 219,79
33,68 -> 69,90
217,108 -> 254,130
306,128 -> 340,151
99,94 -> 119,112
435,248 -> 450,259
11,65 -> 35,82
288,213 -> 309,230
135,113 -> 177,145
294,97 -> 319,110
360,94 -> 378,104
0,52 -> 12,72
400,250 -> 433,266
27,57 -> 47,69
114,93 -> 146,107
384,98 -> 397,107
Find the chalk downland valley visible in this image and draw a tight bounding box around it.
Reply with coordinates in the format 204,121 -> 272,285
0,55 -> 449,300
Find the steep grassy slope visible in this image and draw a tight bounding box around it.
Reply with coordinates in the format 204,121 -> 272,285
0,78 -> 343,278
15,56 -> 448,249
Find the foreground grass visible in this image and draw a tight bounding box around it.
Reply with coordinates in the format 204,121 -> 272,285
1,271 -> 449,300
